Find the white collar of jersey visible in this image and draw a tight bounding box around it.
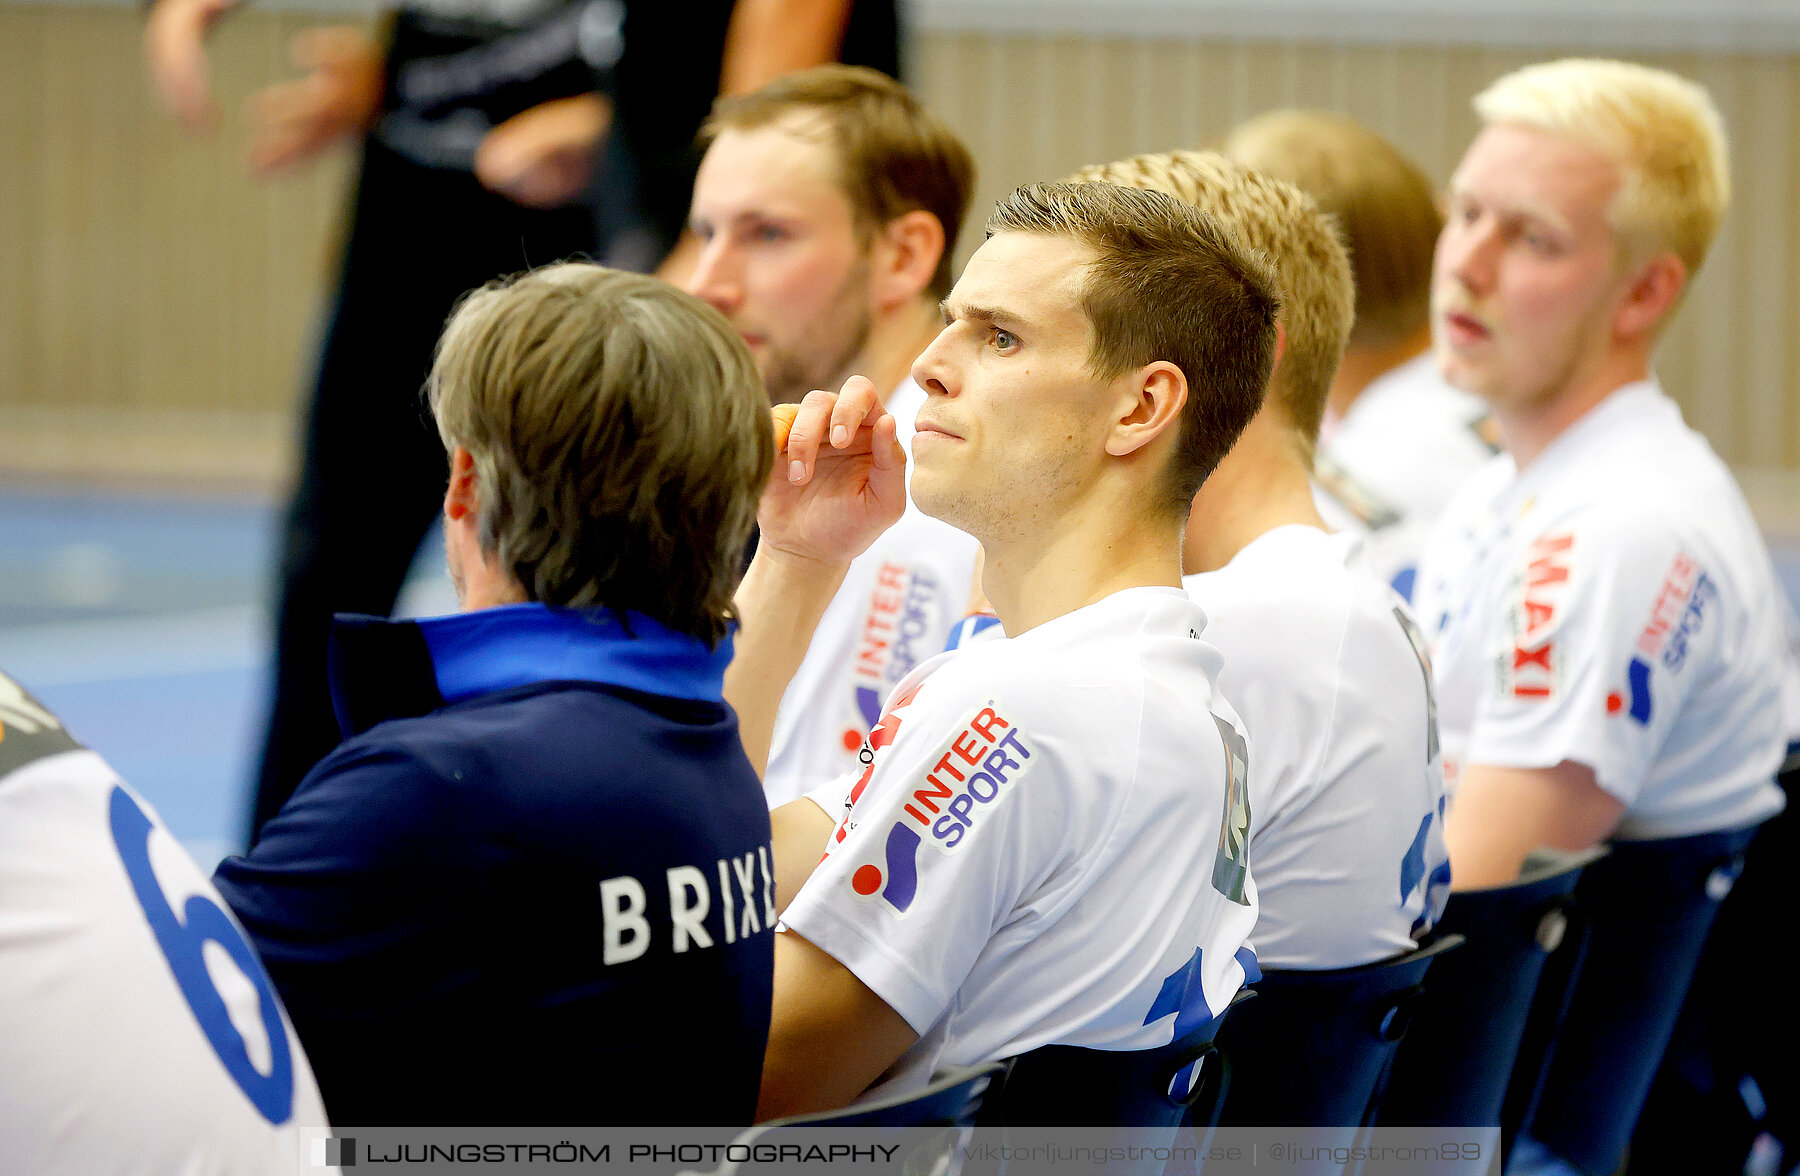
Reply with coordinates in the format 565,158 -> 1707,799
1499,379 -> 1667,504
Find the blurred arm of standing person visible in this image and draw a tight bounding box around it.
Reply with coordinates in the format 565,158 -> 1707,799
658,0 -> 855,283
146,0 -> 384,172
719,0 -> 853,96
482,0 -> 857,212
146,0 -> 603,206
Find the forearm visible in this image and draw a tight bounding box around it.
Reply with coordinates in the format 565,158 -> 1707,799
757,930 -> 918,1121
719,0 -> 852,96
725,548 -> 849,776
770,796 -> 836,917
1445,760 -> 1623,890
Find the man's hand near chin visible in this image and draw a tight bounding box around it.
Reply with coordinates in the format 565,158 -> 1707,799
757,375 -> 908,565
725,375 -> 908,776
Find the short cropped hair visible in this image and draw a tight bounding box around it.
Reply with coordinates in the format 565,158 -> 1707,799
428,263 -> 772,645
986,181 -> 1280,514
704,64 -> 976,296
1223,110 -> 1440,353
1474,58 -> 1730,275
1070,151 -> 1353,462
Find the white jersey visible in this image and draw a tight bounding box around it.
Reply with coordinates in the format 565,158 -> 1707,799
764,378 -> 981,806
1412,382 -> 1787,841
0,674 -> 333,1176
785,588 -> 1261,1102
1314,354 -> 1501,599
1183,527 -> 1450,970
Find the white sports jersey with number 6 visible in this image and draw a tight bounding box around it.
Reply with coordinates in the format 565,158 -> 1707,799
785,587 -> 1261,1103
0,672 -> 333,1176
1411,383 -> 1787,839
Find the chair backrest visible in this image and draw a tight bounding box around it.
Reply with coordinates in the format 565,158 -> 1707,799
1376,848 -> 1602,1133
975,999 -> 1244,1129
1511,826 -> 1758,1175
1209,934 -> 1464,1129
764,1060 -> 1006,1129
700,1062 -> 1006,1176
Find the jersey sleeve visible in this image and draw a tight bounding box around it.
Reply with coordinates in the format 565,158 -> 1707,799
801,768 -> 862,823
1462,510 -> 1707,806
780,668 -> 1061,1035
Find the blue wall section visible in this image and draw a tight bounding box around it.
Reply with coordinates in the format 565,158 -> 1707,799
0,488 -> 450,869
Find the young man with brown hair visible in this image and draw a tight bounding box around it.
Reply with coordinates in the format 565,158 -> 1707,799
728,181 -> 1276,1118
683,65 -> 982,803
214,264 -> 779,1126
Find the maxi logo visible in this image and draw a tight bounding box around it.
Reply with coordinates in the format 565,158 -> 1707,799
1502,532 -> 1573,701
850,562 -> 943,737
1609,553 -> 1712,725
846,702 -> 1033,916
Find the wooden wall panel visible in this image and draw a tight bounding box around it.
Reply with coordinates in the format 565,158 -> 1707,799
917,32 -> 1800,473
0,3 -> 352,484
1,5 -> 1796,484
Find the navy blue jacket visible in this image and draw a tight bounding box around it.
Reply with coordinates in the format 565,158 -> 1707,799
215,605 -> 774,1126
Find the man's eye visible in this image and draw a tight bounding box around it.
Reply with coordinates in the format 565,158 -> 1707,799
751,224 -> 787,243
993,328 -> 1018,351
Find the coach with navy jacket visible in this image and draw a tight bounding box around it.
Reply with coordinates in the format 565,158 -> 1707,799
215,264 -> 777,1126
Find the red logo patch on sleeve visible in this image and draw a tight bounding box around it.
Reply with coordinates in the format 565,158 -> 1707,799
1500,532 -> 1574,700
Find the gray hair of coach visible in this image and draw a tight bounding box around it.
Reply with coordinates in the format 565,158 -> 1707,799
428,263 -> 773,645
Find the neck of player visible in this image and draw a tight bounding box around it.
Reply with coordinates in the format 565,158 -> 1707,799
1493,341 -> 1653,470
1182,409 -> 1327,575
978,477 -> 1187,639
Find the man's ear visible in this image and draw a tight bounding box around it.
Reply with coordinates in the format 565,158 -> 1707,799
1106,361 -> 1188,458
444,446 -> 479,522
870,209 -> 945,310
1614,252 -> 1687,341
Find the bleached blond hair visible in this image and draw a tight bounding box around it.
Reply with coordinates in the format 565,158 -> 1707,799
1474,58 -> 1730,275
1069,150 -> 1353,464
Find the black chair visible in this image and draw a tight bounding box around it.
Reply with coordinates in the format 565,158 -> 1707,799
977,996 -> 1249,1129
1511,825 -> 1761,1175
1377,849 -> 1602,1143
1627,755 -> 1798,1174
698,1061 -> 1005,1176
1207,935 -> 1464,1131
973,998 -> 1251,1176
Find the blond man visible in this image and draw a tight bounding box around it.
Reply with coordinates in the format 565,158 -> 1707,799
1073,150 -> 1449,970
1409,60 -> 1788,1175
684,65 -> 982,804
730,182 -> 1275,1118
1224,110 -> 1499,598
215,265 -> 780,1126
